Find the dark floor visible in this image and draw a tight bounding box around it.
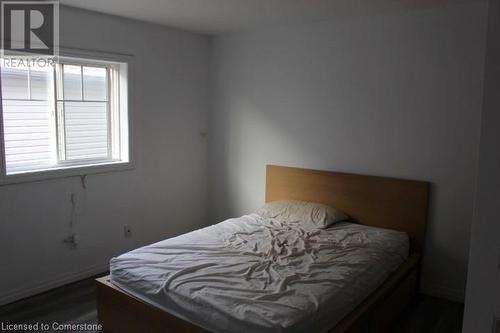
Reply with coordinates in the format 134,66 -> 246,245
0,276 -> 464,333
392,294 -> 464,333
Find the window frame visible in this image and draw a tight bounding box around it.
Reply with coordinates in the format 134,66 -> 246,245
55,60 -> 114,164
0,47 -> 134,185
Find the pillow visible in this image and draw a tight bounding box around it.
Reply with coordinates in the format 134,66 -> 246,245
256,200 -> 348,229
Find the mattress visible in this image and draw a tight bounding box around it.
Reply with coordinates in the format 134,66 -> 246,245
110,214 -> 409,333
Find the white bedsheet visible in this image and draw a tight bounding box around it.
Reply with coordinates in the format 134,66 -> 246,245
110,214 -> 409,333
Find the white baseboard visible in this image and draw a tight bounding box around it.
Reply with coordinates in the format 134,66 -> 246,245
421,284 -> 465,303
0,263 -> 108,306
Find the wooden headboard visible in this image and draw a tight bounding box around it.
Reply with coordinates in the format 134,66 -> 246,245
265,165 -> 430,253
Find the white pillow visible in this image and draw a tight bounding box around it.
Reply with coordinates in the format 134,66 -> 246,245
256,200 -> 348,229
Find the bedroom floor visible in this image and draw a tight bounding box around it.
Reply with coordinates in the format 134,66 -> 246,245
0,275 -> 464,333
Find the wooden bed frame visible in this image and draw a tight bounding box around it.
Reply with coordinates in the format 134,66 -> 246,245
96,165 -> 430,333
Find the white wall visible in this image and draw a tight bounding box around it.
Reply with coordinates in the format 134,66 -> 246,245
463,0 -> 500,331
0,6 -> 210,305
208,2 -> 487,301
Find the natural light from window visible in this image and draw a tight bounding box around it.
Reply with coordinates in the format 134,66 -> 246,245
0,55 -> 130,179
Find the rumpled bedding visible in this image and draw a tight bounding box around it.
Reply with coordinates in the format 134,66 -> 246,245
110,214 -> 408,333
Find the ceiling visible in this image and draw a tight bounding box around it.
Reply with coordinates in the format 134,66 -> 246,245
60,0 -> 483,35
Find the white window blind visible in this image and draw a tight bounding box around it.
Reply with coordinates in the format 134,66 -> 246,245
0,55 -> 129,178
1,63 -> 56,174
58,64 -> 110,161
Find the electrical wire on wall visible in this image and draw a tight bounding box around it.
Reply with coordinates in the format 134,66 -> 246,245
63,174 -> 88,247
81,175 -> 87,189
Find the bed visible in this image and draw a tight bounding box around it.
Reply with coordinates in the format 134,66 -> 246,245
96,165 -> 429,333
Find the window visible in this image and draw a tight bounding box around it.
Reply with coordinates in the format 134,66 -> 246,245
0,52 -> 131,182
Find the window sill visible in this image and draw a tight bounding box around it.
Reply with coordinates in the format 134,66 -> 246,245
0,160 -> 135,186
